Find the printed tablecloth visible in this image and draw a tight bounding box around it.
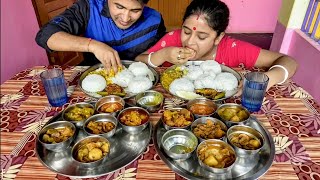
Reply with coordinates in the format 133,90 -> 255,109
1,65 -> 320,180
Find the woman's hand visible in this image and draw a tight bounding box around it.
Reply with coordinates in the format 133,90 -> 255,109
88,40 -> 122,72
165,47 -> 195,65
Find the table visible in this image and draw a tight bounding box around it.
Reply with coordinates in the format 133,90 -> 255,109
1,65 -> 320,180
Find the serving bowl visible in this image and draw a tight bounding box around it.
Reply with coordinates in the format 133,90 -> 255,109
38,121 -> 76,152
162,108 -> 194,130
216,103 -> 250,127
95,95 -> 125,116
191,117 -> 227,142
196,139 -> 237,174
83,114 -> 118,139
227,125 -> 265,157
134,90 -> 164,112
186,98 -> 217,118
117,107 -> 150,134
62,102 -> 95,128
71,135 -> 110,168
161,129 -> 198,160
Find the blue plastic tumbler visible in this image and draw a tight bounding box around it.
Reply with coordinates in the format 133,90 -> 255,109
40,69 -> 68,107
241,72 -> 269,112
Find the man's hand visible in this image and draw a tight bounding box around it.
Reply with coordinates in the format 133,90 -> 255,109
88,40 -> 122,72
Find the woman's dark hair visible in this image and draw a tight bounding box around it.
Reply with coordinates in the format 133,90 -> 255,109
183,0 -> 230,35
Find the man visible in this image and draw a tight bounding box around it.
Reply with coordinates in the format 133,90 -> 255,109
36,0 -> 166,72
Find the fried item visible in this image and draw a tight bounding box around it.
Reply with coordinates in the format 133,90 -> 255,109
195,89 -> 226,100
198,143 -> 236,168
76,141 -> 110,163
230,133 -> 262,150
189,103 -> 215,115
97,84 -> 126,97
99,102 -> 123,113
65,106 -> 94,121
89,66 -> 123,84
42,127 -> 74,144
163,109 -> 193,127
217,107 -> 249,122
119,109 -> 149,126
87,121 -> 115,134
192,120 -> 226,139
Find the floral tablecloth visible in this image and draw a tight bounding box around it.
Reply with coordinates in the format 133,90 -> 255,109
1,65 -> 320,180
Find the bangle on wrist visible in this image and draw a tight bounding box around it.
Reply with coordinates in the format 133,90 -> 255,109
147,52 -> 157,68
269,65 -> 289,84
87,38 -> 92,52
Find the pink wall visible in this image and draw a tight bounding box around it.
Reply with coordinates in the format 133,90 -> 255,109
1,0 -> 48,84
289,30 -> 320,103
222,0 -> 282,33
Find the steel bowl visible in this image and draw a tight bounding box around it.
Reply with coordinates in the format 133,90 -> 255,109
227,125 -> 265,157
83,114 -> 118,139
216,103 -> 250,127
196,139 -> 237,174
161,129 -> 198,160
71,135 -> 110,168
186,98 -> 217,118
62,102 -> 95,128
134,90 -> 164,113
38,121 -> 76,152
117,107 -> 150,134
95,95 -> 125,116
162,108 -> 194,131
191,117 -> 227,142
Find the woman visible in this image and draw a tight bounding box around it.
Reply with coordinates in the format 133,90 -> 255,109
135,0 -> 297,90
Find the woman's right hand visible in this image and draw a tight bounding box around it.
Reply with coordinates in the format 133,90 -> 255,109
88,40 -> 122,72
165,47 -> 195,65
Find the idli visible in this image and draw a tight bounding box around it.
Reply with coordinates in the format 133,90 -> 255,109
111,69 -> 134,87
200,60 -> 221,74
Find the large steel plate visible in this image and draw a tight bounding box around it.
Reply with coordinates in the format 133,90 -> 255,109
160,61 -> 242,101
35,111 -> 152,178
153,116 -> 275,180
79,60 -> 159,99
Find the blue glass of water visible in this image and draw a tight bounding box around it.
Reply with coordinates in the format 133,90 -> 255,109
40,69 -> 68,107
241,72 -> 269,112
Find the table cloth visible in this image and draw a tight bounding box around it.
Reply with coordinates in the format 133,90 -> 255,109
1,65 -> 320,180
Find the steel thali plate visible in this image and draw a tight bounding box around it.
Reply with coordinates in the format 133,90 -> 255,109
35,112 -> 152,178
79,60 -> 159,99
160,61 -> 242,102
153,116 -> 275,180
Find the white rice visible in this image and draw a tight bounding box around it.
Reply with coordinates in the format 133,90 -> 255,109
186,66 -> 204,81
200,60 -> 221,74
127,76 -> 152,94
212,72 -> 238,91
81,74 -> 106,92
128,62 -> 150,77
194,74 -> 217,89
111,69 -> 134,87
169,77 -> 194,95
